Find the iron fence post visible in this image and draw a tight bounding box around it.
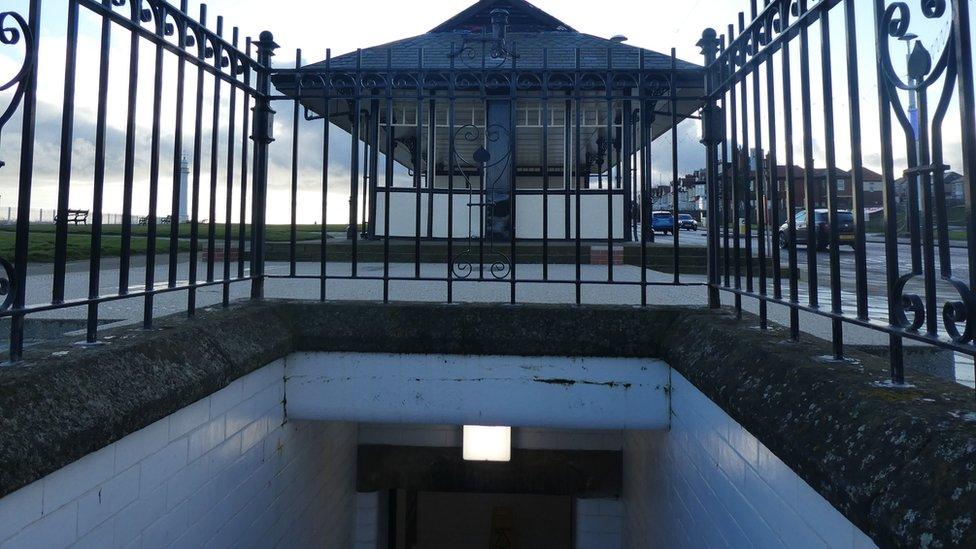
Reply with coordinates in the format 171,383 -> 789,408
6,0 -> 41,362
250,31 -> 278,300
699,29 -> 722,309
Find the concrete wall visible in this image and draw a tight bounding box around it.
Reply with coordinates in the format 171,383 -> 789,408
287,353 -> 668,429
623,372 -> 876,549
0,362 -> 357,549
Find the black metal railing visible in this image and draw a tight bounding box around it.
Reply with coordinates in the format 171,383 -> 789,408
0,0 -> 265,361
700,0 -> 976,388
264,44 -> 703,306
0,0 -> 705,364
6,0 -> 971,391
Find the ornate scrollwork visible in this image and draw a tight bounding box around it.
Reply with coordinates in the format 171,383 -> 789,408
450,123 -> 513,280
891,273 -> 926,331
448,8 -> 519,70
0,257 -> 14,312
942,279 -> 976,343
878,0 -> 953,94
876,1 -> 972,340
453,249 -> 511,280
0,10 -> 33,170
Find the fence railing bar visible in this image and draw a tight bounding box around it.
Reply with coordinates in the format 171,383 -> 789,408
8,0 -> 41,361
749,23 -> 768,330
606,49 -> 616,284
446,46 -> 456,303
671,49 -> 681,284
321,55 -> 332,301
413,49 -> 422,279
639,49 -> 649,306
765,42 -> 781,304
797,2 -> 819,310
510,45 -> 519,305
143,8 -> 167,329
728,23 -> 743,318
85,0 -> 113,344
738,13 -> 754,297
818,5 -> 844,359
381,49 -> 391,303
186,4 -> 209,316
206,16 -> 225,285
52,0 -> 80,306
574,49 -> 583,305
118,4 -> 141,297
842,0 -> 869,322
871,0 -> 906,383
778,12 -> 800,341
1,277 -> 257,320
715,287 -> 976,355
290,50 -> 301,278
222,28 -> 240,307
167,5 -> 189,289
236,39 -> 252,280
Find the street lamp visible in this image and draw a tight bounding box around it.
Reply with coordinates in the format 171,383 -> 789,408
899,33 -> 919,139
899,33 -> 923,238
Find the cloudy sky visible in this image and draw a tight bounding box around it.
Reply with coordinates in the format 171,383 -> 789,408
0,0 -> 964,224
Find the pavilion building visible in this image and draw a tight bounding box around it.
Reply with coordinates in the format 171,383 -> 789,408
274,0 -> 704,242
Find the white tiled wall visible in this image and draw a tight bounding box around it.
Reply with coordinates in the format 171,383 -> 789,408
0,361 -> 358,549
623,372 -> 877,549
576,499 -> 623,549
354,492 -> 380,549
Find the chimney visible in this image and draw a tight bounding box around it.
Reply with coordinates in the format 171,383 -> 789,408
491,9 -> 509,42
611,35 -> 628,43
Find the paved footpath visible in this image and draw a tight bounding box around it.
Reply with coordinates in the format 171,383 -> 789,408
14,258 -> 973,388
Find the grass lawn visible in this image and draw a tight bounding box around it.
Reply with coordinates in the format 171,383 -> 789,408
0,223 -> 351,241
0,231 -> 191,263
0,223 -> 361,263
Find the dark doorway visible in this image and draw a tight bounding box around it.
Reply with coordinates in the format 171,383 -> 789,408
390,491 -> 573,549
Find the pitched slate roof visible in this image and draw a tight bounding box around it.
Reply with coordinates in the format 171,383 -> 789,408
301,0 -> 700,73
306,31 -> 699,72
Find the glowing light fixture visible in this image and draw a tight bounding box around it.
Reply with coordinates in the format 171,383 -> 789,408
462,425 -> 512,462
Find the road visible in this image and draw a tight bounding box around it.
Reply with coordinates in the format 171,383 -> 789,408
661,228 -> 971,304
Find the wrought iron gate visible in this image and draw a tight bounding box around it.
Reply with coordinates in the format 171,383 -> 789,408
700,0 -> 976,387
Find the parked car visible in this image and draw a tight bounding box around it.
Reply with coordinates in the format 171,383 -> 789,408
779,209 -> 855,250
650,211 -> 675,235
678,214 -> 698,231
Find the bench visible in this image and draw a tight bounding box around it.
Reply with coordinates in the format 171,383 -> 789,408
56,209 -> 89,225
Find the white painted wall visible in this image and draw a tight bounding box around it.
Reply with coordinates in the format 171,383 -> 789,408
623,372 -> 877,549
286,353 -> 669,429
0,362 -> 358,549
374,192 -> 625,239
576,499 -> 623,549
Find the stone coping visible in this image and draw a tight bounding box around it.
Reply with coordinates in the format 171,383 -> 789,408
0,300 -> 973,547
